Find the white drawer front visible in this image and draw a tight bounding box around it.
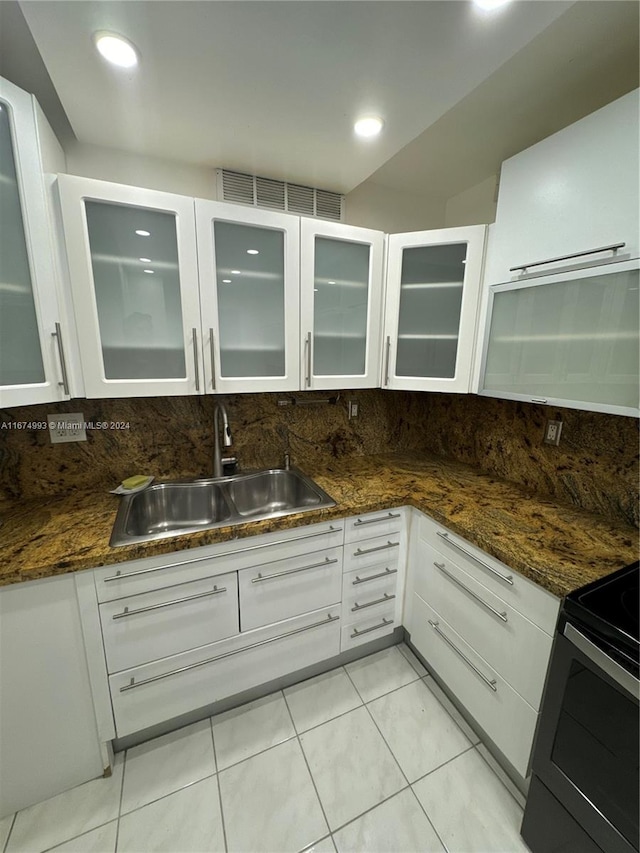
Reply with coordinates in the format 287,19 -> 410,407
99,573 -> 239,674
417,514 -> 559,634
344,509 -> 403,544
110,606 -> 341,737
94,522 -> 345,602
343,532 -> 402,574
341,566 -> 398,625
340,604 -> 396,652
239,548 -> 343,631
418,548 -> 553,709
408,593 -> 537,777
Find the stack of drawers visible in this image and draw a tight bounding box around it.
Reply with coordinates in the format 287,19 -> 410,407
340,510 -> 406,651
407,512 -> 559,778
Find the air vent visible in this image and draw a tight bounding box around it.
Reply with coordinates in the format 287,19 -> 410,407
217,169 -> 343,221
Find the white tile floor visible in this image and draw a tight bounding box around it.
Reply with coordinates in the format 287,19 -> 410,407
1,644 -> 529,853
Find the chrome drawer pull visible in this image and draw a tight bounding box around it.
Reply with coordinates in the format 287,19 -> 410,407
353,541 -> 399,557
435,531 -> 513,585
434,562 -> 508,623
120,613 -> 340,692
112,586 -> 226,620
350,617 -> 393,638
351,593 -> 395,612
354,512 -> 401,527
352,567 -> 398,585
429,620 -> 497,692
252,556 -> 338,583
103,526 -> 343,582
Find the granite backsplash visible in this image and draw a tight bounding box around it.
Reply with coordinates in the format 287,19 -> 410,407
1,390 -> 638,527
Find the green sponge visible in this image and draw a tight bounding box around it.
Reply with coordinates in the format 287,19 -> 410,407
121,475 -> 149,490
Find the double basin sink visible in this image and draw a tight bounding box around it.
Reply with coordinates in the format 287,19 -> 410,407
110,468 -> 336,547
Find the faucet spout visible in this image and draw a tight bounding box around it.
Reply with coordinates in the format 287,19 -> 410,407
213,403 -> 232,477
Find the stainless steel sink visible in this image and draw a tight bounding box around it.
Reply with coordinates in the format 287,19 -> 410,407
110,468 -> 336,547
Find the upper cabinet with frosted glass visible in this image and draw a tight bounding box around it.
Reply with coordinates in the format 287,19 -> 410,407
382,225 -> 486,393
58,176 -> 202,398
300,220 -> 384,390
0,77 -> 71,408
195,201 -> 300,393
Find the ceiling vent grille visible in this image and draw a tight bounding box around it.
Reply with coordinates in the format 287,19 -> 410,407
217,169 -> 343,221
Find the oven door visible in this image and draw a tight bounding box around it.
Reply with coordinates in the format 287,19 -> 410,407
531,622 -> 639,853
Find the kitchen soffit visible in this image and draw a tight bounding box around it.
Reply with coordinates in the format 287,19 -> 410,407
18,0 -> 574,194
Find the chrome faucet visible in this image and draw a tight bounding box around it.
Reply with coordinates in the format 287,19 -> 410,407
213,402 -> 233,477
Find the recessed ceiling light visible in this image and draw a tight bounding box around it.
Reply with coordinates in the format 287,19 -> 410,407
231,270 -> 241,275
143,269 -> 154,274
93,32 -> 139,68
473,0 -> 512,10
139,257 -> 151,263
135,229 -> 150,237
354,116 -> 384,138
247,249 -> 259,255
222,279 -> 232,284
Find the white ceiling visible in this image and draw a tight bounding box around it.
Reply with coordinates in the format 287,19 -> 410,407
19,0 -> 579,194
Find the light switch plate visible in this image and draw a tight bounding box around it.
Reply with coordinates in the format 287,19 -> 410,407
47,413 -> 87,443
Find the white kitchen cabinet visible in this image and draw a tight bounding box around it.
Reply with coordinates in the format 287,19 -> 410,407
0,574 -> 103,818
382,225 -> 486,393
478,259 -> 639,416
57,175 -> 203,398
0,77 -> 73,408
300,219 -> 384,390
196,200 -> 300,393
483,89 -> 639,287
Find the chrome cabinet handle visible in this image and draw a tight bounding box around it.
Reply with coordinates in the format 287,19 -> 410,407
51,322 -> 70,395
103,526 -> 343,582
434,562 -> 507,623
120,613 -> 339,692
351,592 -> 395,612
383,335 -> 391,386
436,531 -> 513,585
112,586 -> 226,620
429,620 -> 497,692
354,512 -> 401,527
350,617 -> 393,638
305,331 -> 312,387
510,242 -> 625,273
252,556 -> 338,583
192,328 -> 200,391
209,328 -> 216,390
352,567 -> 397,585
530,398 -> 547,404
353,541 -> 399,557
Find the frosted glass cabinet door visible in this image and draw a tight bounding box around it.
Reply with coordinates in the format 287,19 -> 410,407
0,77 -> 69,407
300,220 -> 384,390
383,226 -> 486,393
58,176 -> 202,398
196,200 -> 300,393
480,260 -> 640,416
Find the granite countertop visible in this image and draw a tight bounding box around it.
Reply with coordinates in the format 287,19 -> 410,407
1,452 -> 637,597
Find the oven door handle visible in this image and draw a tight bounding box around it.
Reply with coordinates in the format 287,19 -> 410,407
564,622 -> 639,700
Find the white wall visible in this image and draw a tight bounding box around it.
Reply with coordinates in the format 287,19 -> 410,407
344,180 -> 445,232
444,175 -> 498,227
64,141 -> 218,199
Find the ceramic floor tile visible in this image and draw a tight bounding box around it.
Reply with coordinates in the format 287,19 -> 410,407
397,643 -> 428,677
117,776 -> 224,853
218,738 -> 328,853
47,820 -> 118,853
212,691 -> 296,771
333,789 -> 444,853
301,835 -> 336,853
299,706 -> 405,831
345,646 -> 419,703
476,744 -> 527,809
6,755 -> 123,853
121,718 -> 215,815
284,667 -> 362,733
421,676 -> 481,745
368,679 -> 473,782
413,748 -> 528,852
0,814 -> 14,852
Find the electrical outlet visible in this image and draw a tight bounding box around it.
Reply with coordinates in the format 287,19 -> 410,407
47,413 -> 87,444
348,399 -> 359,420
544,419 -> 563,446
